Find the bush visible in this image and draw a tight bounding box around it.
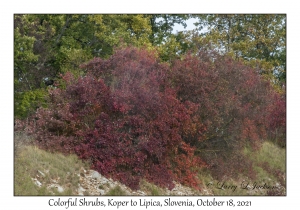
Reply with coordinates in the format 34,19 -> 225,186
26,46 -> 285,189
29,47 -> 206,190
14,88 -> 48,119
267,94 -> 286,147
168,51 -> 285,179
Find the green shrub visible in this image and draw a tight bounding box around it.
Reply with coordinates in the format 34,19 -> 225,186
14,88 -> 48,119
105,186 -> 127,196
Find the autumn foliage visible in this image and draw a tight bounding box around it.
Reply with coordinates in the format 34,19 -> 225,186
22,47 -> 285,189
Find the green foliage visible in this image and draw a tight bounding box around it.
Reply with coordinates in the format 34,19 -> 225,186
89,14 -> 153,57
194,14 -> 286,84
14,14 -> 194,108
14,27 -> 38,70
157,35 -> 183,62
14,20 -> 38,92
146,14 -> 190,45
14,14 -> 153,120
105,186 -> 128,196
14,14 -> 56,92
14,88 -> 48,119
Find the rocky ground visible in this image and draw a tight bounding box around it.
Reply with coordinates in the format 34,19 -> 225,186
30,166 -> 285,196
30,167 -> 214,196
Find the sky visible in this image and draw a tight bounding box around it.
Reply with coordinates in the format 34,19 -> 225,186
172,17 -> 198,33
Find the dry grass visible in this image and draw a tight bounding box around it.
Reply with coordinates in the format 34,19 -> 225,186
14,132 -> 90,195
197,141 -> 286,196
14,132 -> 285,196
139,179 -> 165,195
105,186 -> 128,196
244,141 -> 286,172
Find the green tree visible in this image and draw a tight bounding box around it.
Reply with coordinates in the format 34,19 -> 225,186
14,14 -> 55,118
194,14 -> 286,84
145,14 -> 190,45
15,14 -> 155,81
14,14 -> 192,118
89,14 -> 153,57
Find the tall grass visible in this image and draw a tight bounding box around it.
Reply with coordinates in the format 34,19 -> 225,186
105,186 -> 128,196
14,132 -> 90,195
139,179 -> 165,195
244,141 -> 285,172
197,141 -> 286,196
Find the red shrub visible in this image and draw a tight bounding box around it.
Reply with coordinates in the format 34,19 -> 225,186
168,51 -> 283,178
30,47 -> 206,190
267,93 -> 286,147
26,46 -> 285,188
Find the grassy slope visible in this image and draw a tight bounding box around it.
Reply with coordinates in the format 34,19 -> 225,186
198,141 -> 286,195
14,133 -> 90,195
14,132 -> 286,196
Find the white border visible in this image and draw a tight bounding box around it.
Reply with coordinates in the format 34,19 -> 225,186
2,1 -> 298,209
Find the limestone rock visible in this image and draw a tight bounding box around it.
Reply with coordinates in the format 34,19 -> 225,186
90,170 -> 101,179
37,170 -> 45,177
31,178 -> 42,187
47,183 -> 64,193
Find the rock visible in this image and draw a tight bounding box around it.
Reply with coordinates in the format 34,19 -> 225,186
99,189 -> 105,195
78,184 -> 86,195
91,170 -> 101,180
37,170 -> 45,177
75,168 -> 204,196
51,177 -> 60,183
136,190 -> 146,195
32,178 -> 42,187
100,177 -> 109,185
57,185 -> 64,193
47,184 -> 64,193
80,167 -> 86,174
167,181 -> 197,196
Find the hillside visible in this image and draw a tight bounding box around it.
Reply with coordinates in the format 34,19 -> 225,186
14,132 -> 285,196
